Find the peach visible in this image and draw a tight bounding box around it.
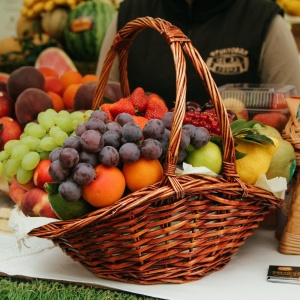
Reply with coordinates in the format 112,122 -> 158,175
7,66 -> 45,101
0,117 -> 23,150
252,113 -> 288,132
13,175 -> 36,191
21,187 -> 58,218
0,91 -> 14,118
15,88 -> 53,127
9,179 -> 27,206
103,81 -> 123,103
33,159 -> 55,189
74,81 -> 98,110
222,97 -> 248,121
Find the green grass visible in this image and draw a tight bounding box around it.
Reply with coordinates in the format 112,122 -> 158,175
0,276 -> 161,300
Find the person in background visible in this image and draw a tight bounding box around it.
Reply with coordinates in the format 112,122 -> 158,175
96,0 -> 300,108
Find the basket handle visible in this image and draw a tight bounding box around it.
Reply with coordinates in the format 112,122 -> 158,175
93,17 -> 237,184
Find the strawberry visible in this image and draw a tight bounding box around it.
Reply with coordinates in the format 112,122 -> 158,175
128,87 -> 148,113
100,103 -> 113,121
144,94 -> 169,119
109,97 -> 135,118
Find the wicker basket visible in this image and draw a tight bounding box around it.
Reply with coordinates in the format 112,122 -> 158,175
280,109 -> 300,255
29,17 -> 282,284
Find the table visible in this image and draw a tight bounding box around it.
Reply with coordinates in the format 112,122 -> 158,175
0,191 -> 299,300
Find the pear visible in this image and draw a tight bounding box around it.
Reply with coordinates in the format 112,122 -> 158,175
266,139 -> 296,183
256,124 -> 282,140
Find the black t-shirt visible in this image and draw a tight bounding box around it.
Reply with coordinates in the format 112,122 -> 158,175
117,0 -> 282,108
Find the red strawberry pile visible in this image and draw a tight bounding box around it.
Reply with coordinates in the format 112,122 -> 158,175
100,87 -> 169,121
183,101 -> 237,136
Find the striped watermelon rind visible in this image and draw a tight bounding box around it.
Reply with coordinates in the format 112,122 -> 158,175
63,0 -> 116,62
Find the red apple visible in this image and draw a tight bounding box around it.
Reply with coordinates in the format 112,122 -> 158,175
0,80 -> 7,92
9,179 -> 27,206
33,159 -> 55,189
222,98 -> 248,121
21,187 -> 58,218
0,91 -> 14,118
0,117 -> 23,150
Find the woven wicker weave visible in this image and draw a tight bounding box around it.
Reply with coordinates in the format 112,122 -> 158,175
280,114 -> 300,254
29,17 -> 282,284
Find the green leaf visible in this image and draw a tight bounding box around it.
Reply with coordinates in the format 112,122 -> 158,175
230,119 -> 248,134
210,135 -> 222,147
237,134 -> 275,146
235,149 -> 247,160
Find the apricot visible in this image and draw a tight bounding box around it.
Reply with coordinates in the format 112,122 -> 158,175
15,88 -> 53,127
7,66 -> 45,101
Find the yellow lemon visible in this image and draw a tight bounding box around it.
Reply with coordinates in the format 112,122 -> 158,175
185,142 -> 223,174
235,137 -> 279,184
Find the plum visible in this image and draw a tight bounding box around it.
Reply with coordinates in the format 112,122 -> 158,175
7,66 -> 45,101
15,87 -> 53,127
74,81 -> 98,110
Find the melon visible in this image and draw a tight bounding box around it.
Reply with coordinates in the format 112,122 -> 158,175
35,47 -> 78,77
16,15 -> 42,39
41,7 -> 69,40
63,0 -> 116,62
0,37 -> 24,65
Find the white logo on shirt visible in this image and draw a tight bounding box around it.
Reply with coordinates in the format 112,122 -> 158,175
206,47 -> 249,75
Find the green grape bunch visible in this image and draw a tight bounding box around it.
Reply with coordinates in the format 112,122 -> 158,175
0,109 -> 92,184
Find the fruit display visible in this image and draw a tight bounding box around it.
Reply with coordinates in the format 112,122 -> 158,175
0,57 -> 296,223
218,84 -> 296,132
0,0 -> 121,73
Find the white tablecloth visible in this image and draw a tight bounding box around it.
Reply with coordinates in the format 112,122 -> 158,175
0,228 -> 299,300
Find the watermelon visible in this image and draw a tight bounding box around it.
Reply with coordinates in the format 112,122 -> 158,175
63,0 -> 116,62
35,47 -> 78,77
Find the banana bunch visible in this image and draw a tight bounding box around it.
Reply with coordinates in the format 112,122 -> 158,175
21,0 -> 87,19
277,0 -> 300,16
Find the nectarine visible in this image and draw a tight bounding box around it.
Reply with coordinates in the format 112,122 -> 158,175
0,117 -> 23,150
9,179 -> 27,206
33,159 -> 55,189
21,187 -> 58,218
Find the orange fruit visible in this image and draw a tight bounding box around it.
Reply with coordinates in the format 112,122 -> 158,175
59,70 -> 83,91
44,76 -> 64,96
132,115 -> 149,130
82,74 -> 98,83
47,91 -> 65,112
38,67 -> 58,78
62,83 -> 82,110
82,164 -> 126,207
122,158 -> 163,192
